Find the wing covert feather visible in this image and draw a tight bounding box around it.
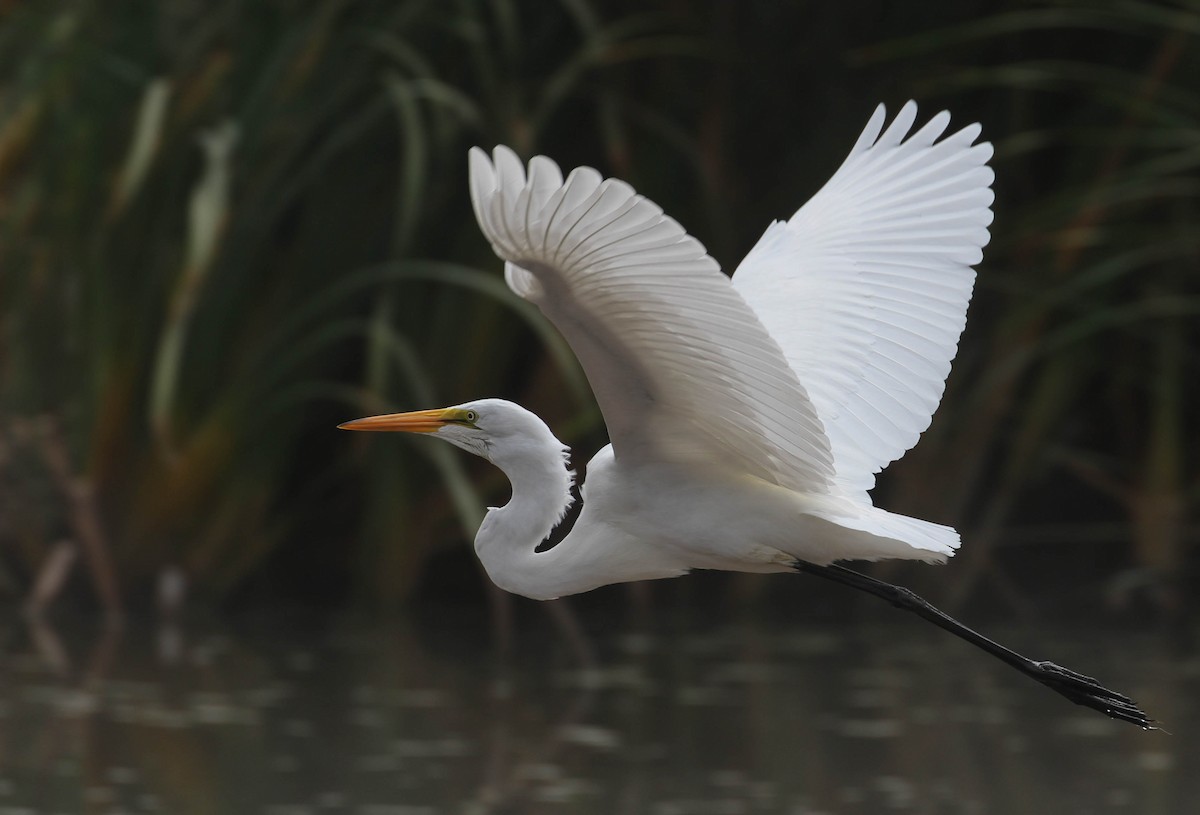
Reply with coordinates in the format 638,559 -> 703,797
470,146 -> 834,493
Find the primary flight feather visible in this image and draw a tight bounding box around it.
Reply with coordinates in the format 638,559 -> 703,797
341,102 -> 1152,727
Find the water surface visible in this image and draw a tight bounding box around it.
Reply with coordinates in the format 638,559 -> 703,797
1,599 -> 1192,814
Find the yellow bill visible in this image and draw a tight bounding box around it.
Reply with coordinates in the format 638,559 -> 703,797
337,408 -> 456,433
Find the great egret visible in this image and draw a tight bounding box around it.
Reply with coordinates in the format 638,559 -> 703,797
341,102 -> 1151,728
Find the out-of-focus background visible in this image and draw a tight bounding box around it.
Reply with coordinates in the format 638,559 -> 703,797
3,0 -> 1197,615
1,1 -> 1198,812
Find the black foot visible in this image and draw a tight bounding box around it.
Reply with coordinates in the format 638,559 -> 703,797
1027,660 -> 1154,729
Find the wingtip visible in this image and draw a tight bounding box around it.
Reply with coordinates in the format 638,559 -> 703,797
878,101 -> 919,147
851,103 -> 889,155
927,108 -> 953,137
467,145 -> 493,176
852,101 -> 922,153
491,144 -> 519,162
491,144 -> 527,193
468,146 -> 498,230
527,153 -> 564,192
958,121 -> 984,145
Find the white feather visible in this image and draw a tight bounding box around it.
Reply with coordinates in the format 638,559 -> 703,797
469,146 -> 835,495
460,103 -> 991,570
732,101 -> 994,494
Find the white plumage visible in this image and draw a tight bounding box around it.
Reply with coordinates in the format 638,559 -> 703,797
345,101 -> 994,598
469,147 -> 836,495
733,102 -> 994,495
339,109 -> 1158,729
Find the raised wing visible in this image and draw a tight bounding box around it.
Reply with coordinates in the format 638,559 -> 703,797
732,102 -> 994,494
469,146 -> 834,493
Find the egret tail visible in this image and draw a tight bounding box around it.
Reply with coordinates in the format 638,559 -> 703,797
815,503 -> 961,564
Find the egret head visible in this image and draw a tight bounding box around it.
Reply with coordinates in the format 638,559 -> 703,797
338,398 -> 561,465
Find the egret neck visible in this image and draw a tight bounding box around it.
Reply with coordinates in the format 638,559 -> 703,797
473,421 -> 576,597
473,422 -> 686,600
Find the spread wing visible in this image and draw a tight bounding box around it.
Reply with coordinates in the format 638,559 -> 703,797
469,146 -> 834,494
732,102 -> 994,494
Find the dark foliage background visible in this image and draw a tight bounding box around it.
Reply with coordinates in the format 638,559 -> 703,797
1,0 -> 1196,617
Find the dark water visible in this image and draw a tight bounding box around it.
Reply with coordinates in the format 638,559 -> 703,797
0,600 -> 1193,814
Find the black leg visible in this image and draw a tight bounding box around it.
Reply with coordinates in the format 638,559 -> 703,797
793,561 -> 1154,729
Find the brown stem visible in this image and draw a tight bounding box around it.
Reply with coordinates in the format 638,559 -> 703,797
24,539 -> 78,617
37,417 -> 124,625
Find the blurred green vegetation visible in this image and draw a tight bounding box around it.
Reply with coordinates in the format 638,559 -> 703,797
0,0 -> 1196,612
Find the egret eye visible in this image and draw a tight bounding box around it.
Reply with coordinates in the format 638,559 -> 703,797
465,410 -> 478,423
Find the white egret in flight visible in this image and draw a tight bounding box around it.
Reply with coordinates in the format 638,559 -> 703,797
342,102 -> 1150,727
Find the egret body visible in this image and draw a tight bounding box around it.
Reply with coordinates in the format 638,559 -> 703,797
341,103 -> 1151,728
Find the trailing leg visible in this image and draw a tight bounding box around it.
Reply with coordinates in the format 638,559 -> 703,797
792,561 -> 1153,728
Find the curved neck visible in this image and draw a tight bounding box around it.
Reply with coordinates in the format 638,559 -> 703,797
486,442 -> 576,554
473,439 -> 578,599
474,443 -> 684,600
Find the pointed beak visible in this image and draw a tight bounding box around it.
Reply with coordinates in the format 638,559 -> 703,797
337,408 -> 452,433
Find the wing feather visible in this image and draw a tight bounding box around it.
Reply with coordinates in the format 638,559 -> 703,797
470,146 -> 835,493
732,101 -> 994,493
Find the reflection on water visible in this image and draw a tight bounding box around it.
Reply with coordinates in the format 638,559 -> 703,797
1,598 -> 1194,814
